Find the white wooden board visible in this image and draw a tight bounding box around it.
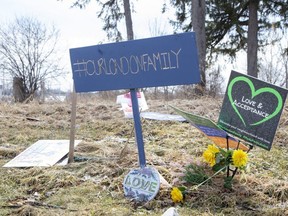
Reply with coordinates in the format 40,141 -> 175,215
3,140 -> 82,167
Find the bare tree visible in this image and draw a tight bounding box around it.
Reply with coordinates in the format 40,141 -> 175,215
0,16 -> 63,102
148,18 -> 169,98
148,18 -> 168,37
206,65 -> 224,97
258,30 -> 287,87
282,34 -> 288,88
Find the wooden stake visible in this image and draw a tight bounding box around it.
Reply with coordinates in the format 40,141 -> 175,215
68,86 -> 77,163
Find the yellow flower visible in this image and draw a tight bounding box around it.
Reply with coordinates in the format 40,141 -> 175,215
171,187 -> 183,203
203,150 -> 216,166
207,144 -> 220,154
232,149 -> 248,168
203,144 -> 219,167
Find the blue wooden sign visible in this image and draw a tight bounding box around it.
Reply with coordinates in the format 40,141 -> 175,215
70,32 -> 200,92
69,33 -> 200,170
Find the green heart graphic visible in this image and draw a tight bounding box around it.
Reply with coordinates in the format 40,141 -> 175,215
227,76 -> 283,126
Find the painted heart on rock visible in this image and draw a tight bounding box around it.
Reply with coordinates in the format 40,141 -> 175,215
227,76 -> 283,126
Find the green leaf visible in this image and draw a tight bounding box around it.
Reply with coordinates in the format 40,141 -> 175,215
183,164 -> 210,185
219,148 -> 227,155
212,163 -> 226,172
224,176 -> 233,189
178,186 -> 187,192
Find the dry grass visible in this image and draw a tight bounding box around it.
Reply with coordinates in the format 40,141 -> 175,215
0,95 -> 287,216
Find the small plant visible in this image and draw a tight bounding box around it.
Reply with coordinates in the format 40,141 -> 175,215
202,144 -> 249,189
182,164 -> 210,185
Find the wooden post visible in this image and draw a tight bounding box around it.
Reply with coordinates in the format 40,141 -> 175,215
68,86 -> 77,163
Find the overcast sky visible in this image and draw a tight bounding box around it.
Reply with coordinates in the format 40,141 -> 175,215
0,0 -> 172,90
0,0 -> 248,92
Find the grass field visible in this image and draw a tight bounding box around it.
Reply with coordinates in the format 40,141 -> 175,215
0,95 -> 287,216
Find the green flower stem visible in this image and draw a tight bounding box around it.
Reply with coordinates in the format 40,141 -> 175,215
190,166 -> 227,191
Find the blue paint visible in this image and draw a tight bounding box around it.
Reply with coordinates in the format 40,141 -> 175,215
70,32 -> 200,92
130,89 -> 146,168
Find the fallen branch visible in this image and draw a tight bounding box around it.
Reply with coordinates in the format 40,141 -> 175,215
2,200 -> 78,212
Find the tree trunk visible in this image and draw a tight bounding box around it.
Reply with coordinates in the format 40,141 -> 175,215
247,0 -> 259,77
123,0 -> 134,40
40,81 -> 45,103
285,57 -> 288,89
192,0 -> 206,93
13,77 -> 26,102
